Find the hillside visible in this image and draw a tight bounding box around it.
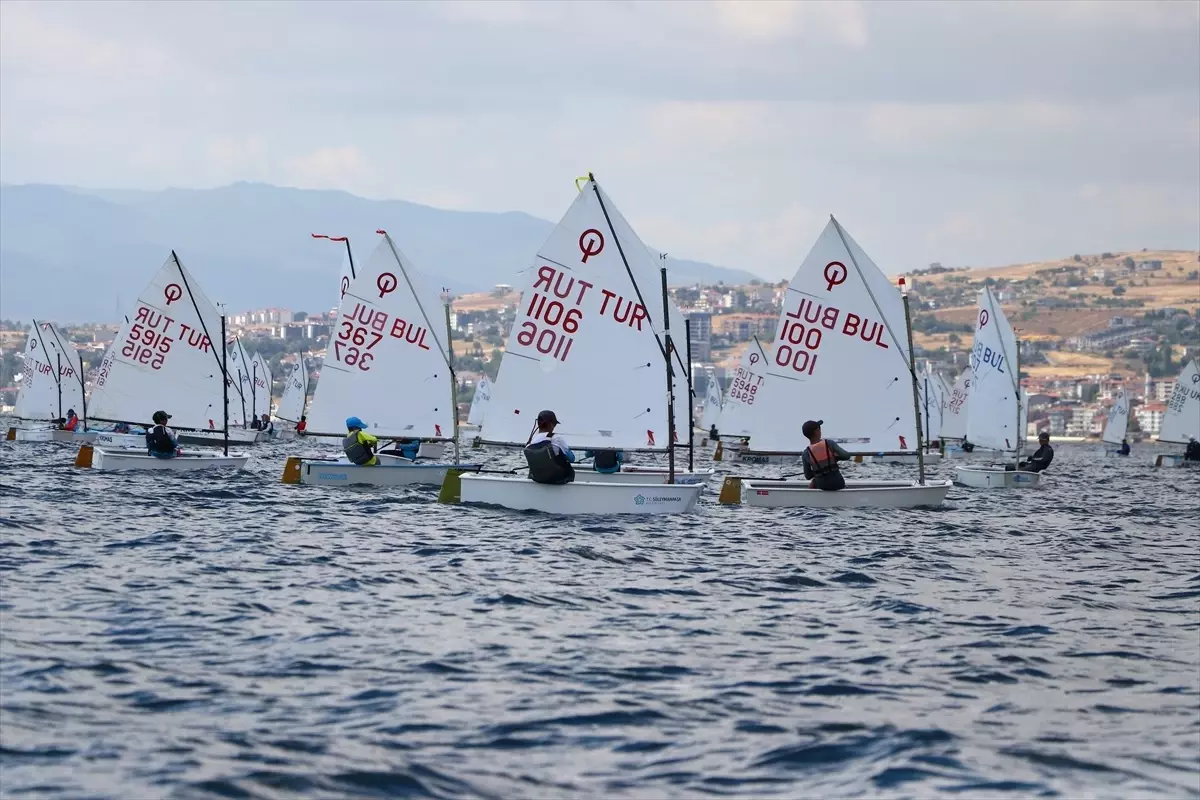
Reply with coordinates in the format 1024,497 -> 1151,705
905,249 -> 1198,373
0,182 -> 757,323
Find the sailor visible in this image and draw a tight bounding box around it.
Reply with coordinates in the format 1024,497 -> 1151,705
801,419 -> 850,491
709,424 -> 719,441
259,413 -> 273,435
1019,431 -> 1054,472
525,409 -> 576,484
961,437 -> 976,453
145,411 -> 180,459
250,415 -> 263,430
1185,437 -> 1200,462
343,417 -> 379,466
585,449 -> 623,474
61,409 -> 79,432
113,421 -> 131,434
1119,438 -> 1131,456
296,415 -> 307,434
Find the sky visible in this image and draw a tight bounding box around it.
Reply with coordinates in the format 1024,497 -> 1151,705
1,0 -> 1197,281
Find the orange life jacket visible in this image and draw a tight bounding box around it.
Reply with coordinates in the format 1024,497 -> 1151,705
807,439 -> 839,475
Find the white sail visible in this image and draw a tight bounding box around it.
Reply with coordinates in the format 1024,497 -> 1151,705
921,368 -> 944,443
941,367 -> 971,440
746,217 -> 918,453
1159,360 -> 1200,444
716,338 -> 771,439
482,179 -> 691,451
306,234 -> 454,439
276,360 -> 308,423
90,253 -> 231,431
1102,388 -> 1130,445
700,374 -> 723,431
251,353 -> 272,420
224,340 -> 251,427
964,287 -> 1021,454
467,376 -> 492,426
14,322 -> 85,421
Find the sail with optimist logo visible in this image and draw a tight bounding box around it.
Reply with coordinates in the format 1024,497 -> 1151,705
481,177 -> 691,451
743,217 -> 918,454
964,287 -> 1022,455
276,359 -> 309,424
467,376 -> 492,427
89,253 -> 232,432
1102,388 -> 1130,446
14,321 -> 86,422
251,353 -> 272,420
1158,359 -> 1200,445
716,337 -> 771,440
304,232 -> 455,440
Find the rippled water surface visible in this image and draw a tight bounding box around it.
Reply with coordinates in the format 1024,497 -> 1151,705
2,433 -> 1198,799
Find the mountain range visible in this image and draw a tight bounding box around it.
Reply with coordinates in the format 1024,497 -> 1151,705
0,182 -> 757,323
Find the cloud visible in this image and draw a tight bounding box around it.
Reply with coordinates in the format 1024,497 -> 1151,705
0,0 -> 1196,282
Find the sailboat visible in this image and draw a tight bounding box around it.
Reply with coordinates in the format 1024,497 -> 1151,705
719,216 -> 952,508
940,367 -> 971,455
698,373 -> 722,443
953,287 -> 1039,488
6,321 -> 92,443
467,375 -> 492,429
445,175 -> 706,514
77,252 -> 250,471
273,357 -> 310,439
1154,360 -> 1200,468
711,338 -> 775,462
177,338 -> 260,446
281,231 -> 481,487
1102,388 -> 1130,456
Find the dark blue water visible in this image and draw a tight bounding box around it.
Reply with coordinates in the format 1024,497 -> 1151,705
2,436 -> 1198,799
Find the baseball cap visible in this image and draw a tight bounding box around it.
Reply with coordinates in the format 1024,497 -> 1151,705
801,419 -> 823,438
537,410 -> 559,425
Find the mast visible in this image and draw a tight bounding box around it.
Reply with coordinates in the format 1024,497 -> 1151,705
442,291 -> 461,465
79,353 -> 88,431
899,278 -> 926,484
661,267 -> 677,482
923,372 -> 931,452
221,315 -> 229,456
31,319 -> 63,422
56,352 -> 63,424
1015,334 -> 1023,465
685,318 -> 695,472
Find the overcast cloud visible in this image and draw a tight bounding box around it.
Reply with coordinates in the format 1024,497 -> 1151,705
1,0 -> 1197,280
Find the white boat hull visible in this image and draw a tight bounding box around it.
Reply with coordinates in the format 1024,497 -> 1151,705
953,466 -> 1042,488
459,474 -> 703,515
92,431 -> 146,449
739,479 -> 952,509
573,466 -> 714,486
731,449 -> 801,466
11,428 -> 97,444
177,428 -> 264,446
90,447 -> 250,471
1156,454 -> 1199,469
289,455 -> 481,487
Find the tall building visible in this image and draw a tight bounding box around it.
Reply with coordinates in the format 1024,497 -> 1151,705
685,312 -> 712,361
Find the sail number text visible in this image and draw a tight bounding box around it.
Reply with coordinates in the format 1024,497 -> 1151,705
729,367 -> 763,405
775,298 -> 890,377
119,305 -> 212,371
335,302 -> 432,372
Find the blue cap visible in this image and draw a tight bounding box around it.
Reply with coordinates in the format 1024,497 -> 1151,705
346,416 -> 366,430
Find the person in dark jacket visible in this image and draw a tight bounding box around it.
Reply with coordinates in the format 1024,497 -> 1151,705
1119,438 -> 1131,456
1019,431 -> 1054,472
145,410 -> 179,459
584,449 -> 623,473
800,419 -> 851,490
525,410 -> 576,484
1185,437 -> 1200,462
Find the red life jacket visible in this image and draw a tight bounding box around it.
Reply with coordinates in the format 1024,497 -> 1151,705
64,416 -> 78,432
807,439 -> 839,475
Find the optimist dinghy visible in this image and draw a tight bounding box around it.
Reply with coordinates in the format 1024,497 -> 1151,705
720,216 -> 950,508
79,251 -> 250,471
282,231 -> 481,487
7,321 -> 95,443
271,358 -> 310,440
449,175 -> 707,514
1102,388 -> 1131,456
1153,359 -> 1200,468
953,287 -> 1039,489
